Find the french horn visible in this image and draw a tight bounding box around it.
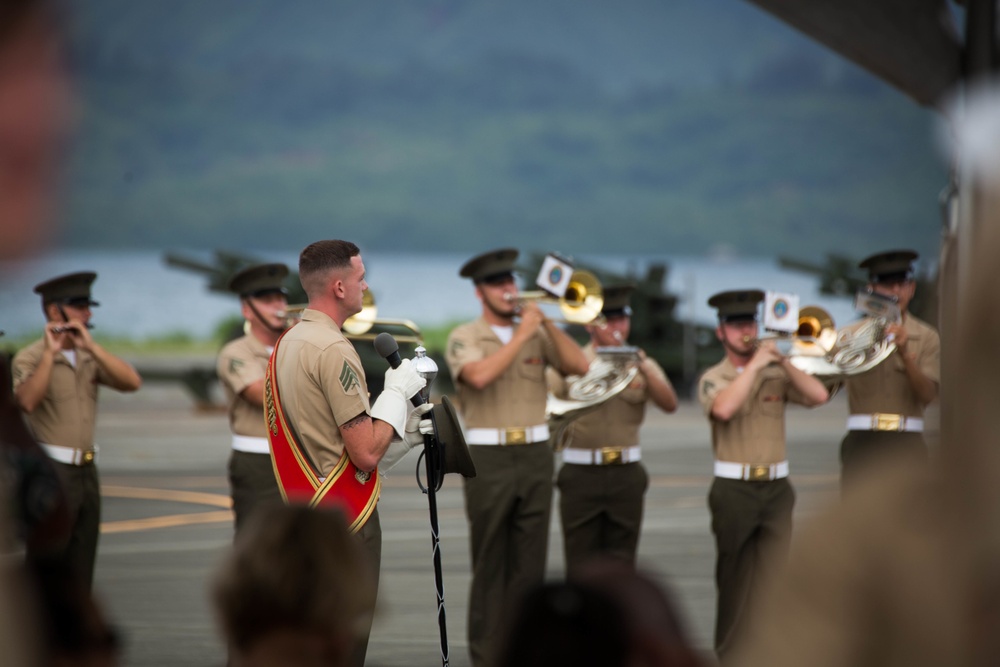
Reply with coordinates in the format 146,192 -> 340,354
785,302 -> 898,377
547,346 -> 641,450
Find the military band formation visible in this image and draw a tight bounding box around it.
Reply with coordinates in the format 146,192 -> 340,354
7,243 -> 939,666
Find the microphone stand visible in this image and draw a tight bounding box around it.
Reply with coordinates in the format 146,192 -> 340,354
413,347 -> 450,667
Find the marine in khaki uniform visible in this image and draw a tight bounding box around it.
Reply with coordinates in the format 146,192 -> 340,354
216,263 -> 289,533
11,272 -> 142,590
839,250 -> 940,490
548,284 -> 678,572
445,248 -> 589,667
269,240 -> 430,667
697,289 -> 828,661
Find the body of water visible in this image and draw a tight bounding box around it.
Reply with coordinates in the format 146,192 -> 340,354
0,249 -> 864,340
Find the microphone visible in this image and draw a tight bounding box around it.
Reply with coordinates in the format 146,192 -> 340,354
374,332 -> 426,406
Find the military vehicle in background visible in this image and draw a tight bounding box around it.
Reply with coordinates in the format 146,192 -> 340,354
778,252 -> 939,326
164,250 -> 308,305
156,250 -> 723,405
520,253 -> 723,396
156,250 -> 424,407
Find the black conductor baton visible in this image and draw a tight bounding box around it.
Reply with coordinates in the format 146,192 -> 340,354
374,333 -> 451,667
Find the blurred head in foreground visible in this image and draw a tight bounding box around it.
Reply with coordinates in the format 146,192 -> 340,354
495,559 -> 705,667
212,505 -> 377,667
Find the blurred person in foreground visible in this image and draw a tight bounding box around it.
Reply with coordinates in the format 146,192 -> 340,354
446,248 -> 589,667
495,559 -> 705,667
697,289 -> 829,662
0,0 -> 73,562
265,239 -> 431,666
726,91 -> 1000,667
547,284 -> 678,572
1,2 -> 100,666
0,332 -> 69,568
28,559 -> 121,667
0,0 -> 72,259
837,250 -> 940,491
12,272 -> 142,591
216,263 -> 290,533
212,504 -> 376,667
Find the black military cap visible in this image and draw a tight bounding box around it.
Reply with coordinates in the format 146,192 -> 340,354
459,248 -> 519,284
33,272 -> 99,306
708,289 -> 765,322
433,395 -> 476,478
858,249 -> 918,283
227,263 -> 289,298
601,284 -> 635,318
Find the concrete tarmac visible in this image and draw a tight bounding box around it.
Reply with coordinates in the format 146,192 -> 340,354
89,379 -> 868,667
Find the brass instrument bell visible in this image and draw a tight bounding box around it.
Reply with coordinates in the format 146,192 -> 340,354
514,269 -> 605,325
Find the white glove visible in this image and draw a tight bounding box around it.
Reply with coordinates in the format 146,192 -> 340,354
380,403 -> 434,473
385,358 -> 426,401
405,402 -> 435,448
370,359 -> 426,438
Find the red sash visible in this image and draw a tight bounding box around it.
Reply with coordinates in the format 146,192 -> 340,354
264,332 -> 380,533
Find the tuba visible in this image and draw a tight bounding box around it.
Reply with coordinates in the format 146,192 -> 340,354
547,346 -> 641,450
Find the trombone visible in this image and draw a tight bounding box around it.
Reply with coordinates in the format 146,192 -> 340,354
342,290 -> 423,344
507,269 -> 606,326
743,306 -> 837,357
272,291 -> 422,344
746,306 -> 839,357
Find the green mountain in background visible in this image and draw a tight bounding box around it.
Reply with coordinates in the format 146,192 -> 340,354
59,0 -> 949,260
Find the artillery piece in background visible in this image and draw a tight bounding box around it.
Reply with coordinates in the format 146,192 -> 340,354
778,253 -> 938,327
158,250 -> 424,408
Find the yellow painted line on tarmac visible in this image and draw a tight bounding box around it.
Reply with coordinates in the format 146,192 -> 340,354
102,510 -> 233,534
102,485 -> 232,508
100,485 -> 233,534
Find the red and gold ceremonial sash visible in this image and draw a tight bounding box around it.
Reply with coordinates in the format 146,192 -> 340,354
264,332 -> 380,533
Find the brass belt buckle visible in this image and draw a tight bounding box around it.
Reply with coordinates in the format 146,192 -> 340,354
504,427 -> 527,445
82,450 -> 95,465
748,465 -> 770,481
873,413 -> 903,432
600,447 -> 623,465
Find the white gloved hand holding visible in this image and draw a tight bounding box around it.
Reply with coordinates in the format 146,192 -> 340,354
384,358 -> 427,400
380,403 -> 434,473
370,358 -> 427,439
405,402 -> 435,447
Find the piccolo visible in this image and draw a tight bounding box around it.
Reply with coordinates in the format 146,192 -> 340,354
52,323 -> 95,333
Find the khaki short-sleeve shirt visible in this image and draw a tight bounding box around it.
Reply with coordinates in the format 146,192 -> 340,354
12,339 -> 112,451
697,358 -> 809,463
217,334 -> 271,438
445,318 -> 560,428
844,314 -> 940,417
549,344 -> 668,449
272,309 -> 370,475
